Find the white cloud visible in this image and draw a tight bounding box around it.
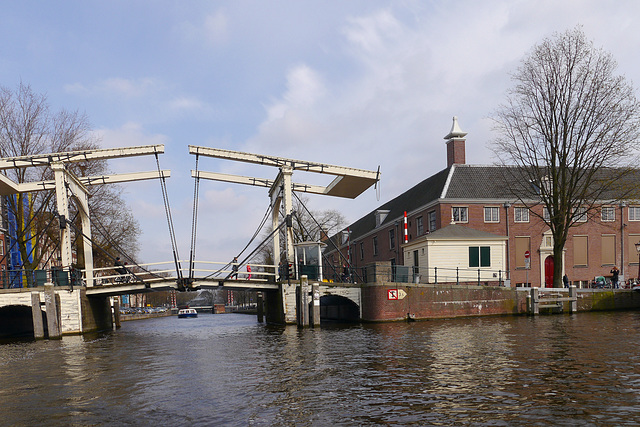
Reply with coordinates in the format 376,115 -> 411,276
65,77 -> 162,98
175,9 -> 229,47
93,122 -> 168,150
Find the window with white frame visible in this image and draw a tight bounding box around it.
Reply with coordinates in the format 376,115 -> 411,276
543,206 -> 551,221
514,207 -> 529,223
630,206 -> 640,221
574,206 -> 587,222
484,207 -> 499,223
452,207 -> 468,223
601,207 -> 615,222
416,216 -> 423,236
373,236 -> 378,256
428,211 -> 436,232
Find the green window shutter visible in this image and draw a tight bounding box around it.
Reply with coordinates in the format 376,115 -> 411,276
469,246 -> 479,267
480,246 -> 491,267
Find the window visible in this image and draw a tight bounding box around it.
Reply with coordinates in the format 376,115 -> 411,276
469,246 -> 491,267
389,229 -> 395,249
373,236 -> 378,256
452,207 -> 468,223
543,206 -> 551,221
602,207 -> 615,222
515,236 -> 530,268
428,211 -> 436,232
484,207 -> 499,223
416,217 -> 423,236
359,242 -> 364,260
629,234 -> 640,264
630,207 -> 640,221
514,207 -> 529,223
574,206 -> 587,222
573,236 -> 588,266
601,235 -> 616,265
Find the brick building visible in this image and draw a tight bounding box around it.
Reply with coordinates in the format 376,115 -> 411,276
324,117 -> 640,288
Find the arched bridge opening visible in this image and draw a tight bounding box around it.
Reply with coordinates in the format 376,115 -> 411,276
319,295 -> 359,323
0,305 -> 45,339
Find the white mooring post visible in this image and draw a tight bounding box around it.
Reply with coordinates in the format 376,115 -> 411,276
569,285 -> 577,313
530,287 -> 539,315
311,283 -> 320,327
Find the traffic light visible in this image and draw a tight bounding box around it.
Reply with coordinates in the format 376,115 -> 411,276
288,263 -> 294,279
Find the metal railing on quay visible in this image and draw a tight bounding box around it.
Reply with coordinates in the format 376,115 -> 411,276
325,264 -> 507,286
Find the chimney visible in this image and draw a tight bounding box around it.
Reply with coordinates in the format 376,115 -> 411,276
444,116 -> 467,168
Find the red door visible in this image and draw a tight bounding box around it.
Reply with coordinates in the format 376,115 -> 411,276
544,256 -> 554,288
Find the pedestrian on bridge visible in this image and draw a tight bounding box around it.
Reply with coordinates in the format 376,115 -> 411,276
114,257 -> 127,275
231,257 -> 239,280
246,264 -> 252,280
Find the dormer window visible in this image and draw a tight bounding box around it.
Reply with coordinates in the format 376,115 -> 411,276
375,210 -> 390,227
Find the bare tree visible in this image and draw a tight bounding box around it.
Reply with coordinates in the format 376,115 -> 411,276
254,196 -> 347,267
492,27 -> 640,287
0,83 -> 141,280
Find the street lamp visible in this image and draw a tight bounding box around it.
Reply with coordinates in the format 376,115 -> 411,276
635,242 -> 640,282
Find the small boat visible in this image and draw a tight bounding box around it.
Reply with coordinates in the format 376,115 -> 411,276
177,308 -> 198,318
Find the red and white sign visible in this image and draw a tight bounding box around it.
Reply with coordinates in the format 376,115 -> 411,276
388,289 -> 399,300
524,250 -> 530,259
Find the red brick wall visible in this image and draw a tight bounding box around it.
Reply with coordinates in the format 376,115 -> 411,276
326,202 -> 640,288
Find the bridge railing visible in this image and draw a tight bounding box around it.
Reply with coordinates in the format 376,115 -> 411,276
0,268 -> 83,289
86,260 -> 278,285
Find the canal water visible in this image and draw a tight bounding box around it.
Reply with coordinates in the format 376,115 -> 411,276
2,311 -> 640,426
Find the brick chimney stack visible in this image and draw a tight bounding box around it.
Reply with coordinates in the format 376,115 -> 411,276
444,116 -> 467,168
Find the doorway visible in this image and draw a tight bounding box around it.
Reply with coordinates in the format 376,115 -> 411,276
544,256 -> 554,288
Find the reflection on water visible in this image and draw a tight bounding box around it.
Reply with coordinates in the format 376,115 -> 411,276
2,312 -> 640,425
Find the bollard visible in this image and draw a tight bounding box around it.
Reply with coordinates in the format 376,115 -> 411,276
257,292 -> 264,323
44,283 -> 61,339
311,283 -> 320,327
31,292 -> 45,339
113,299 -> 121,329
530,287 -> 539,315
569,285 -> 577,313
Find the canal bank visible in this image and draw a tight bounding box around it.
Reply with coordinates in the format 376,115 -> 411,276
359,283 -> 640,321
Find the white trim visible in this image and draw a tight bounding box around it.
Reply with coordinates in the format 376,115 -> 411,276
440,165 -> 456,198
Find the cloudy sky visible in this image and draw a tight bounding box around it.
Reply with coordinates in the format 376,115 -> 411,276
2,1 -> 639,266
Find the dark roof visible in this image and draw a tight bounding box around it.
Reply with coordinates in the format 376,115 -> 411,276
444,165 -> 522,199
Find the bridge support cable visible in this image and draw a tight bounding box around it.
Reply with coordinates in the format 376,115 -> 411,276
154,152 -> 184,287
292,192 -> 363,283
200,203 -> 276,280
63,218 -> 153,286
220,219 -> 287,281
188,153 -> 200,281
89,214 -> 165,281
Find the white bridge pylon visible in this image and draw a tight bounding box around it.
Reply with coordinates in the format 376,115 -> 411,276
189,146 -> 380,270
0,145 -> 169,287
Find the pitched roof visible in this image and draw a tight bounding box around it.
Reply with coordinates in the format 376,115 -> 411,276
342,167 -> 451,242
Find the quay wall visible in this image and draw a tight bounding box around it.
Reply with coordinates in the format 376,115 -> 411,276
360,283 -> 640,322
0,287 -> 113,335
